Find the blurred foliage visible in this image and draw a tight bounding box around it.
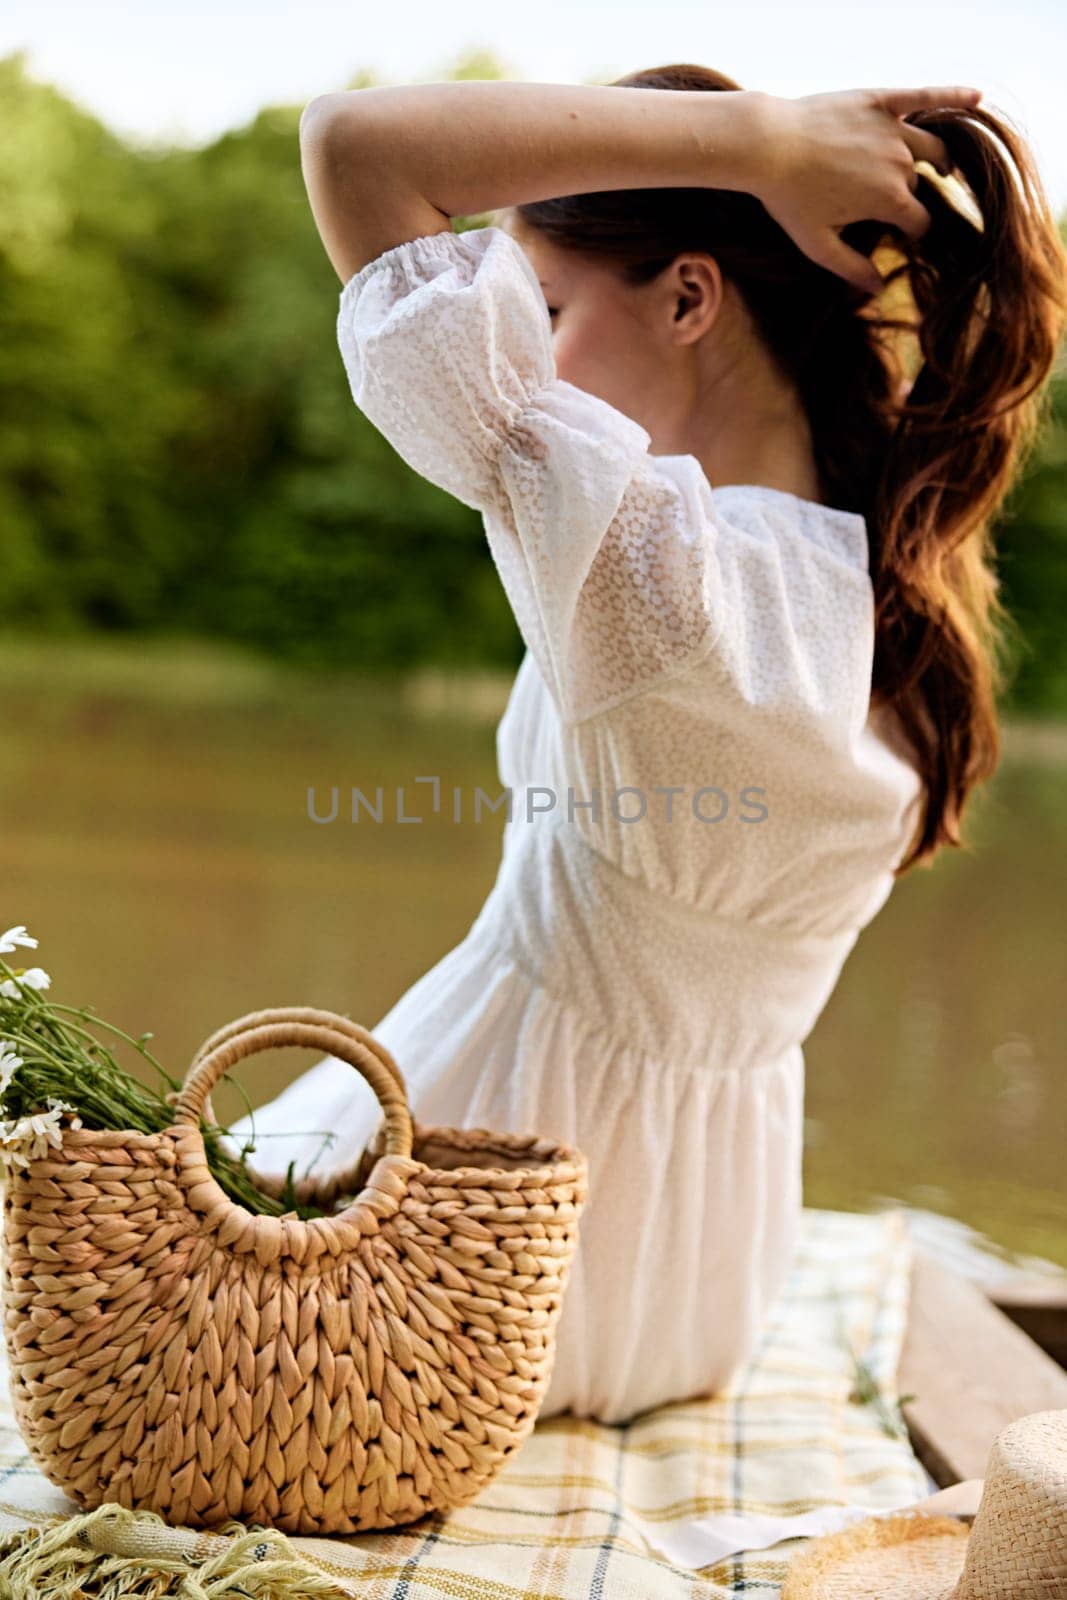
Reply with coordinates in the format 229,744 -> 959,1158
995,373 -> 1067,710
1,49 -> 1066,704
0,49 -> 521,677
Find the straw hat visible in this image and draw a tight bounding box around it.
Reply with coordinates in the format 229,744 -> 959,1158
780,1409 -> 1066,1599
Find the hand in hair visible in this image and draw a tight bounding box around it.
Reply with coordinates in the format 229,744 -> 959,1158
749,85 -> 982,294
297,79 -> 981,289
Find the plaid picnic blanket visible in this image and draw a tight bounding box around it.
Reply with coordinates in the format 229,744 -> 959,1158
0,1206 -> 933,1597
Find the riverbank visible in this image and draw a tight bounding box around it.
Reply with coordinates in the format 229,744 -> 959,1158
2,626 -> 1064,1269
4,631 -> 1066,755
0,630 -> 515,724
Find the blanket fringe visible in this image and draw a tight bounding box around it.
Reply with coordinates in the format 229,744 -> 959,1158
0,1502 -> 349,1597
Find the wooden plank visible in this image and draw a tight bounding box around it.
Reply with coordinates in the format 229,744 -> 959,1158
987,1278 -> 1067,1371
898,1247 -> 1067,1486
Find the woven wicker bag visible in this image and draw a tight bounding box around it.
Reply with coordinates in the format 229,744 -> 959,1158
0,1006 -> 589,1534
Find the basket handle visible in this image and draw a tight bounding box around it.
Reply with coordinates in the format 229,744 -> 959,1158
173,1007 -> 413,1167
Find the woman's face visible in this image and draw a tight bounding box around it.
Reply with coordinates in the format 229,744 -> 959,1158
506,223 -> 726,444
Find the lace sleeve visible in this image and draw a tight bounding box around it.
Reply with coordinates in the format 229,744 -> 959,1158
336,224 -> 723,724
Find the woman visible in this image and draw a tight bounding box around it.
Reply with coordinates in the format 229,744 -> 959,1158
230,67 -> 1067,1423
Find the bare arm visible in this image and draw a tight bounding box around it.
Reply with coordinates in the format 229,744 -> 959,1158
300,78 -> 981,294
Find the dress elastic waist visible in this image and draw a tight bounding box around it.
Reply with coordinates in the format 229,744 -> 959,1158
464,813 -> 861,1071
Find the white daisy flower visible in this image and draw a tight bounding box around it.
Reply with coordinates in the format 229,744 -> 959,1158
0,927 -> 37,956
0,1138 -> 31,1173
0,1118 -> 34,1171
46,1097 -> 82,1130
0,1047 -> 22,1098
15,968 -> 50,991
0,1102 -> 78,1172
0,968 -> 52,998
26,1109 -> 63,1147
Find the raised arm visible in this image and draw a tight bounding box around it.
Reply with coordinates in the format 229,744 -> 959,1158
298,78 -> 981,294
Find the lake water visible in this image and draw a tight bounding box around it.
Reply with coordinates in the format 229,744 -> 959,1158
2,634 -> 1064,1268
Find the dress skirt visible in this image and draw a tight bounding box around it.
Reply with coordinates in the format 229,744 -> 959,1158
226,909 -> 806,1425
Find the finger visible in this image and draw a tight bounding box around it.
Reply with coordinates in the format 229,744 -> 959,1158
882,189 -> 934,240
898,121 -> 952,175
803,230 -> 884,297
875,85 -> 981,117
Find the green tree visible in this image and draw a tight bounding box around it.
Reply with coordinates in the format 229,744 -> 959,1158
995,371 -> 1067,709
1,47 -> 1066,708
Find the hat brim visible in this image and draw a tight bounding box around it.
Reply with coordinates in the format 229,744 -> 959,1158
780,1510 -> 970,1600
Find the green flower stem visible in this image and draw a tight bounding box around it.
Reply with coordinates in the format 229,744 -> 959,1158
39,1002 -> 178,1091
0,955 -> 350,1221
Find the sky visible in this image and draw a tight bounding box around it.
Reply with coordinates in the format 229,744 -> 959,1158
5,1 -> 1066,211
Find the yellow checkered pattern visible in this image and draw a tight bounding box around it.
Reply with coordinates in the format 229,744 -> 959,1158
0,1207 -> 928,1596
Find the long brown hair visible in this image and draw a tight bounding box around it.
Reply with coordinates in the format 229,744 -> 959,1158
504,64 -> 1067,872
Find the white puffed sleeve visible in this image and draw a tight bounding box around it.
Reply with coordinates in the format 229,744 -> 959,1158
336,224 -> 724,724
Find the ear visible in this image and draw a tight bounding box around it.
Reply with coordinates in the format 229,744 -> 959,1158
666,253 -> 725,343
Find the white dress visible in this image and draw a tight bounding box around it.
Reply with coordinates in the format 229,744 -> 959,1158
230,224 -> 924,1425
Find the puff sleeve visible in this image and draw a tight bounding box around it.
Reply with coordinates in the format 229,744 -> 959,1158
336,224 -> 724,725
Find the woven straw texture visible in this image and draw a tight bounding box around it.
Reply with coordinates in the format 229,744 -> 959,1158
0,1207 -> 929,1598
779,1511 -> 970,1598
781,1409 -> 1067,1599
0,1007 -> 589,1535
951,1409 -> 1067,1599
